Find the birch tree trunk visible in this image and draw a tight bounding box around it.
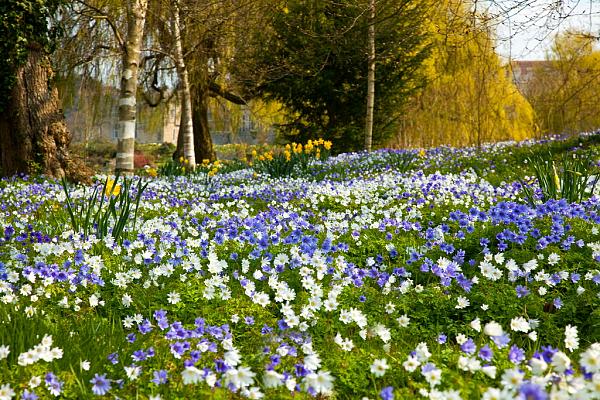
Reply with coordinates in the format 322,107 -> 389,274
172,0 -> 196,168
364,0 -> 375,152
0,47 -> 90,182
116,0 -> 148,175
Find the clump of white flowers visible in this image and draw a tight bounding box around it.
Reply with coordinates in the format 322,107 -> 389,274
17,335 -> 63,366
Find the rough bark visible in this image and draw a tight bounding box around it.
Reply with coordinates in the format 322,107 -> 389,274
116,0 -> 148,175
192,83 -> 216,162
0,47 -> 90,182
364,0 -> 375,152
172,0 -> 196,168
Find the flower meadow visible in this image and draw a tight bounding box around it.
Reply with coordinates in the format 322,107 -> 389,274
1,135 -> 600,399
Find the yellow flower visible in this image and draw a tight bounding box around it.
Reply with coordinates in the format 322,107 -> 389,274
553,163 -> 561,192
184,158 -> 189,164
202,159 -> 210,165
284,150 -> 291,161
214,160 -> 221,167
179,156 -> 184,163
105,179 -> 121,197
323,141 -> 332,151
419,149 -> 426,158
147,168 -> 157,178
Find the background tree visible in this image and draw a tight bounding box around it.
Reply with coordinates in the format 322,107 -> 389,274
115,0 -> 148,174
393,0 -> 535,148
0,0 -> 89,180
243,0 -> 431,152
172,0 -> 261,161
526,30 -> 600,136
364,0 -> 375,152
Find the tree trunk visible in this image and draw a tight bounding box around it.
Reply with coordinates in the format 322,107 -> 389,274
0,47 -> 90,182
192,83 -> 216,162
172,0 -> 196,168
175,82 -> 216,162
364,0 -> 375,152
116,0 -> 148,175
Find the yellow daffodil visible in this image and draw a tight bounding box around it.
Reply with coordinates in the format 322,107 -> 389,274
105,179 -> 121,197
553,163 -> 561,192
147,168 -> 158,178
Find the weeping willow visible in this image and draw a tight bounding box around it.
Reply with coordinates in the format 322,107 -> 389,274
392,0 -> 536,148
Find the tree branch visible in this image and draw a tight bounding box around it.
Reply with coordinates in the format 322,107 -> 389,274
208,81 -> 247,105
75,0 -> 125,52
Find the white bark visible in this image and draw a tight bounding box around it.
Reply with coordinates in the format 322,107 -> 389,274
116,0 -> 148,174
364,0 -> 375,152
172,0 -> 196,168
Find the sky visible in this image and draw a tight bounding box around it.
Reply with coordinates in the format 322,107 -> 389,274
481,0 -> 600,60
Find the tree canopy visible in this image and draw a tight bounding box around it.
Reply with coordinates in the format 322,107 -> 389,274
245,0 -> 431,151
0,0 -> 63,112
394,0 -> 535,148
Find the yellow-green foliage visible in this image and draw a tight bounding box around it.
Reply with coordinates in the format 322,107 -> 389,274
527,31 -> 600,136
207,98 -> 285,143
393,1 -> 535,148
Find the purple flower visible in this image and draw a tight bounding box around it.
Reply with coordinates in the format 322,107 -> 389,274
478,345 -> 493,361
541,346 -> 557,363
138,319 -> 153,334
437,334 -> 447,344
421,363 -> 437,373
107,353 -> 119,365
90,374 -> 111,395
518,382 -> 548,400
509,345 -> 525,364
492,333 -> 511,349
21,390 -> 38,400
45,372 -> 58,384
380,386 -> 394,400
516,285 -> 529,298
553,298 -> 563,309
132,350 -> 147,362
152,370 -> 168,385
460,339 -> 476,355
